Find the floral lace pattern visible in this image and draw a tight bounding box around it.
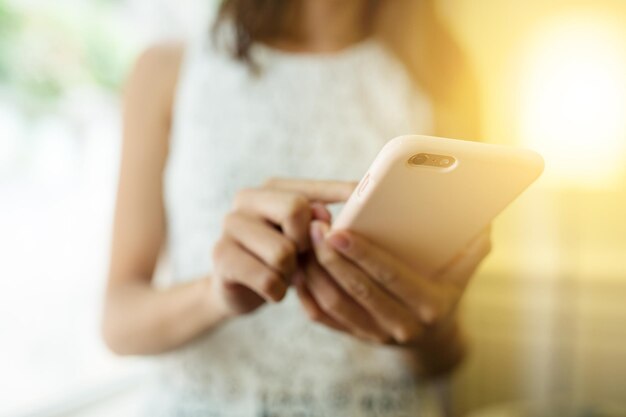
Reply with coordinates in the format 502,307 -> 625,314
151,29 -> 437,416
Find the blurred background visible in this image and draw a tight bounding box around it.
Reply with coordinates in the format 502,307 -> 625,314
0,0 -> 624,416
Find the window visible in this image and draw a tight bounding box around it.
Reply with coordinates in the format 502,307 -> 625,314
0,0 -> 211,414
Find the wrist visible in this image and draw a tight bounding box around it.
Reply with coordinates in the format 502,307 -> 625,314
200,276 -> 233,325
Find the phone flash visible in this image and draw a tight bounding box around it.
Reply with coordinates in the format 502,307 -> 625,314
409,153 -> 456,168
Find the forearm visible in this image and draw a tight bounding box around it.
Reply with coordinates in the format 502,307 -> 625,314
404,317 -> 468,378
102,276 -> 227,355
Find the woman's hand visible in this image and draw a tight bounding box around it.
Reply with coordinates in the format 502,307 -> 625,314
210,179 -> 356,319
294,220 -> 491,345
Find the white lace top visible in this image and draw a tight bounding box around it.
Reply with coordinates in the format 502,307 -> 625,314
146,30 -> 439,416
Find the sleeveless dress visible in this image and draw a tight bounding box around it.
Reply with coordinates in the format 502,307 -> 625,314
148,30 -> 439,417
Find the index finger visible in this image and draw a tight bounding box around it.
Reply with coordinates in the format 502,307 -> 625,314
264,177 -> 357,203
325,229 -> 443,323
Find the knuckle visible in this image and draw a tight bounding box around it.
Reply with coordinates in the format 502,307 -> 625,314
318,290 -> 343,312
430,308 -> 441,323
422,302 -> 445,325
348,279 -> 370,300
378,268 -> 397,285
393,324 -> 418,344
258,270 -> 282,294
270,240 -> 297,271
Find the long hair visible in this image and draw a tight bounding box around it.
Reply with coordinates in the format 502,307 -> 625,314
214,0 -> 380,66
213,0 -> 290,68
213,0 -> 481,140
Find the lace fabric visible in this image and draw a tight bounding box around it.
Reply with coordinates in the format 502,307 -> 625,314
149,30 -> 438,416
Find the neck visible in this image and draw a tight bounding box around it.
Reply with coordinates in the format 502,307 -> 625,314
273,0 -> 372,52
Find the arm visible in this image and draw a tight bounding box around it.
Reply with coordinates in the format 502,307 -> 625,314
101,44 -> 230,355
377,0 -> 483,141
102,51 -> 357,355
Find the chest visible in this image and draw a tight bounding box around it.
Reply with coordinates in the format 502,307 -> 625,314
162,44 -> 432,280
166,63 -> 420,203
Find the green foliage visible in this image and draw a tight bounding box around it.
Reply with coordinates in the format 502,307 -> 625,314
0,0 -> 136,115
0,0 -> 23,83
83,19 -> 130,91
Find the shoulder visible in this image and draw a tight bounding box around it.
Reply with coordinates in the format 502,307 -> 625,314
136,42 -> 184,69
124,42 -> 185,124
375,1 -> 482,140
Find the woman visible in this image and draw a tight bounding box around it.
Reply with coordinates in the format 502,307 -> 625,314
102,0 -> 491,415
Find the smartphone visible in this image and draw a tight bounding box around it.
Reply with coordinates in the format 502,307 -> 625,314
332,135 -> 544,276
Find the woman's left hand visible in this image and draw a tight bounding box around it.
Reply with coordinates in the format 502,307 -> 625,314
294,220 -> 491,346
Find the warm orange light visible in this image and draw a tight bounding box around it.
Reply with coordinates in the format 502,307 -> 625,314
517,11 -> 626,187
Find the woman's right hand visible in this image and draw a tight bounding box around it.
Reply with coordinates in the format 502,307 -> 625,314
210,178 -> 356,318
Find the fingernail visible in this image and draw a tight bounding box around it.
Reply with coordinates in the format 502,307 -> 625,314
328,233 -> 350,251
311,222 -> 324,244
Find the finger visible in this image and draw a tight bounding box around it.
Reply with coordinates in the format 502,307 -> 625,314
293,270 -> 347,332
310,202 -> 332,222
438,228 -> 492,287
304,254 -> 390,343
324,227 -> 443,325
233,188 -> 312,251
263,177 -> 357,203
212,237 -> 288,303
311,222 -> 423,344
224,212 -> 298,277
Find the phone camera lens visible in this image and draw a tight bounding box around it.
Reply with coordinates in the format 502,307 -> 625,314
409,154 -> 428,165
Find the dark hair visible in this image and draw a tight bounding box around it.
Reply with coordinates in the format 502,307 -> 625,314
214,0 -> 380,68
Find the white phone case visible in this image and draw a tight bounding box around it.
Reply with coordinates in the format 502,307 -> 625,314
332,135 -> 544,276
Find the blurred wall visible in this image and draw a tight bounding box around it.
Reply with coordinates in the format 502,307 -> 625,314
439,0 -> 626,413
